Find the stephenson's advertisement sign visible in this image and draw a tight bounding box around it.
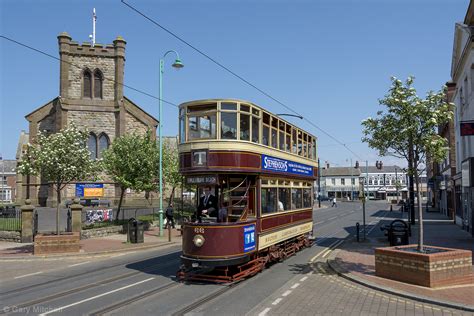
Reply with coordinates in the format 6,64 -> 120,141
261,154 -> 313,176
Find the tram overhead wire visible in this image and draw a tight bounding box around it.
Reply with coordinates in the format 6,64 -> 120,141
120,0 -> 364,161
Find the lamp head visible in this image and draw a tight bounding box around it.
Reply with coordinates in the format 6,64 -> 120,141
172,58 -> 184,70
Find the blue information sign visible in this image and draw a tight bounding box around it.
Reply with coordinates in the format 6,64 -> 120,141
243,224 -> 256,252
75,183 -> 104,197
261,154 -> 313,176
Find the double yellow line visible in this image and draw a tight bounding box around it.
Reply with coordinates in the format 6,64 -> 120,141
309,239 -> 344,263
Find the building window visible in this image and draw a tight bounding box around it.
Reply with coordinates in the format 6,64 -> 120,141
94,69 -> 103,99
341,178 -> 345,185
331,178 -> 335,185
88,133 -> 97,159
83,70 -> 92,98
98,133 -> 109,157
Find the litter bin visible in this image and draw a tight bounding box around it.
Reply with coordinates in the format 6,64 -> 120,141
388,219 -> 409,246
128,218 -> 144,244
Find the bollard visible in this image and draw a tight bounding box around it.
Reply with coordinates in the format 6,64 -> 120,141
356,222 -> 360,242
390,205 -> 393,212
168,225 -> 172,242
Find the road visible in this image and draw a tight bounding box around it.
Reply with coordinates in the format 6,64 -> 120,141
0,201 -> 467,315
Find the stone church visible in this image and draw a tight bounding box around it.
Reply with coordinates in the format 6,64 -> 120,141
16,32 -> 158,207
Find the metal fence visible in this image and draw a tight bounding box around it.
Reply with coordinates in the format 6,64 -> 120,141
0,206 -> 21,231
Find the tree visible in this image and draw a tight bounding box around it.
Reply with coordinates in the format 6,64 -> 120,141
162,138 -> 184,205
17,124 -> 98,235
102,131 -> 158,220
362,76 -> 453,251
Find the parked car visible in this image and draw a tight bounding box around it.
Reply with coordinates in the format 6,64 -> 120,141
318,196 -> 330,201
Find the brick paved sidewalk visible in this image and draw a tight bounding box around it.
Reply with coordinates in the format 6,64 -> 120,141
0,226 -> 181,258
326,210 -> 474,311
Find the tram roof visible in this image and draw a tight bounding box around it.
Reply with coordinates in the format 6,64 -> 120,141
179,98 -> 317,140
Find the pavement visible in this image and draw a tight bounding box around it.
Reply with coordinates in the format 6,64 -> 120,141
0,226 -> 181,260
326,207 -> 474,312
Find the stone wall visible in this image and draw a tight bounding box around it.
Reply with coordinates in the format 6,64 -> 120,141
0,231 -> 21,242
81,225 -> 123,239
67,55 -> 115,101
126,112 -> 149,135
68,110 -> 116,141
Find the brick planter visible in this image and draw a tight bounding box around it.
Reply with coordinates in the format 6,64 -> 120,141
375,244 -> 473,288
34,232 -> 81,255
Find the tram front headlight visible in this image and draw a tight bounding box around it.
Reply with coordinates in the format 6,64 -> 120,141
193,234 -> 205,247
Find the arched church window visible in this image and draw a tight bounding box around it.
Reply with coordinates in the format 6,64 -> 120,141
94,69 -> 103,99
98,133 -> 109,157
83,70 -> 92,98
88,133 -> 98,159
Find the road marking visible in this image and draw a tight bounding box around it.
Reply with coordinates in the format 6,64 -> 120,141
291,283 -> 300,289
321,249 -> 331,258
39,277 -> 155,315
300,276 -> 308,282
272,298 -> 282,305
327,216 -> 337,221
68,261 -> 90,267
282,290 -> 292,297
258,307 -> 271,316
14,271 -> 43,279
310,239 -> 344,262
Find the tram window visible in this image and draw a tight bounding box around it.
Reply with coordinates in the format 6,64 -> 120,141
262,188 -> 277,214
221,102 -> 237,111
240,104 -> 250,112
278,188 -> 291,211
308,138 -> 313,159
291,188 -> 303,209
279,131 -> 285,150
179,116 -> 185,143
303,188 -> 312,208
292,129 -> 297,153
188,114 -> 217,140
313,139 -> 317,159
188,104 -> 217,112
240,113 -> 250,141
271,128 -> 278,148
286,134 -> 291,152
252,116 -> 260,143
262,125 -> 269,146
263,112 -> 270,125
221,112 -> 237,139
252,108 -> 260,116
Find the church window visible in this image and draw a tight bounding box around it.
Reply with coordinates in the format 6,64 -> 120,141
88,133 -> 98,159
83,70 -> 92,98
98,133 -> 109,157
94,69 -> 103,99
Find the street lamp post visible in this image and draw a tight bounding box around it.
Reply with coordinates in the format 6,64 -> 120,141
159,50 -> 184,236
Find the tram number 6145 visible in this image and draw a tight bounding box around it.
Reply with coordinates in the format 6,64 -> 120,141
194,227 -> 205,234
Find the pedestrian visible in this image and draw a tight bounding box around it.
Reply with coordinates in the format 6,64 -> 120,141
165,202 -> 175,229
332,197 -> 337,207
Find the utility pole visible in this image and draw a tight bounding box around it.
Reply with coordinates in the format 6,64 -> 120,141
350,158 -> 354,201
395,166 -> 399,203
363,160 -> 368,240
318,158 -> 321,208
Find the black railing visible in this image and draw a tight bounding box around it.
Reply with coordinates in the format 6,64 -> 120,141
0,206 -> 21,231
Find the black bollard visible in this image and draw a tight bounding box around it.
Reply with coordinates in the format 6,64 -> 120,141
390,205 -> 393,212
356,222 -> 360,242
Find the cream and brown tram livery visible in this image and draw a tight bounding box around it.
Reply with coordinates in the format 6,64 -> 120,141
178,99 -> 318,282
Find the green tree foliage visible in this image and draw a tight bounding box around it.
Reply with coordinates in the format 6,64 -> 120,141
17,123 -> 99,235
162,137 -> 184,205
362,76 -> 453,251
102,131 -> 158,220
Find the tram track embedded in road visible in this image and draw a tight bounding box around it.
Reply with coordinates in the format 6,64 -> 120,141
0,248 -> 181,297
0,256 -> 181,314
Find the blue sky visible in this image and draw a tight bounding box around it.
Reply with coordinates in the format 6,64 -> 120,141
0,0 -> 469,167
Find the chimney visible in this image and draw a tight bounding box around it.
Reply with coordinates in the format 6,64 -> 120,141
355,161 -> 359,168
326,161 -> 330,169
446,81 -> 456,103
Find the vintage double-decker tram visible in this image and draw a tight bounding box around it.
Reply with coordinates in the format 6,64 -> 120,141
177,99 -> 318,282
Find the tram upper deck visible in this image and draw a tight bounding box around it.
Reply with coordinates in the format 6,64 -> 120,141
178,99 -> 318,178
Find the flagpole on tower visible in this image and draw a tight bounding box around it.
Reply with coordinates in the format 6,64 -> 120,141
90,8 -> 97,46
